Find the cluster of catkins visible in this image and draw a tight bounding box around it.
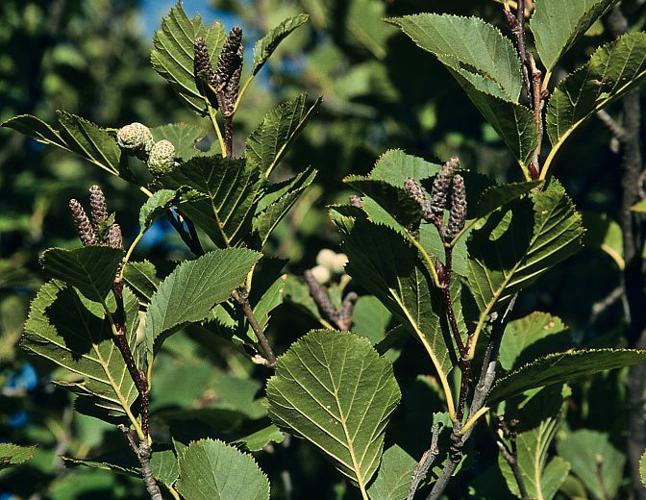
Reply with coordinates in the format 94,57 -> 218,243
116,122 -> 175,177
404,157 -> 467,243
69,185 -> 122,250
193,27 -> 243,118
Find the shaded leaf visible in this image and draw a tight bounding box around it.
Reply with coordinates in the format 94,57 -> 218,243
546,32 -> 646,146
246,94 -> 321,176
40,246 -> 124,302
152,123 -> 212,160
176,438 -> 269,500
235,425 -> 285,452
367,445 -> 416,500
530,0 -> 618,70
253,167 -> 317,246
267,330 -> 401,489
489,348 -> 646,402
23,282 -> 139,420
557,430 -> 624,500
158,156 -> 262,247
123,260 -> 159,303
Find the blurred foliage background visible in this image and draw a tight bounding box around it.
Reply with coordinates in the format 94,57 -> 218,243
0,0 -> 644,498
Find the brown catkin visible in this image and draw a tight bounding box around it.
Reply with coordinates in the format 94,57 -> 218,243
215,27 -> 243,116
194,37 -> 218,91
107,223 -> 123,250
446,174 -> 467,241
88,185 -> 108,227
431,157 -> 459,221
69,199 -> 98,246
404,178 -> 434,222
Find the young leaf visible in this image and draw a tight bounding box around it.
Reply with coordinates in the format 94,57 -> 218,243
138,189 -> 177,231
235,425 -> 285,452
56,111 -> 121,174
546,32 -> 646,147
1,113 -> 121,175
158,156 -> 262,247
251,14 -> 310,75
488,348 -> 646,402
266,330 -> 401,491
0,443 -> 36,470
40,246 -> 124,302
530,0 -> 618,70
369,149 -> 441,186
467,181 -> 584,352
150,2 -> 226,113
557,430 -> 625,500
245,94 -> 322,177
151,123 -> 212,160
367,445 -> 416,500
388,14 -> 522,101
123,260 -> 159,302
253,167 -> 317,246
144,248 -> 261,349
498,385 -> 570,500
176,439 -> 269,500
23,282 -> 139,420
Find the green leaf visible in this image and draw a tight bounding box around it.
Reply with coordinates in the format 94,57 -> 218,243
144,248 -> 261,349
388,14 -> 522,101
123,260 -> 159,302
467,181 -> 584,349
583,212 -> 624,270
158,156 -> 262,247
387,14 -> 539,165
546,32 -> 646,146
530,0 -> 618,70
333,215 -> 456,412
150,2 -> 226,113
138,189 -> 177,231
1,112 -> 121,175
498,386 -> 570,500
557,430 -> 625,499
266,330 -> 401,490
150,449 -> 179,489
632,198 -> 646,213
367,445 -> 416,500
351,295 -> 393,345
245,94 -> 321,177
40,246 -> 124,302
473,181 -> 541,219
252,14 -> 310,75
56,111 -> 121,174
369,149 -> 441,186
253,167 -> 317,246
235,425 -> 285,452
489,348 -> 646,402
152,123 -> 212,160
23,282 -> 139,420
176,438 -> 269,500
498,312 -> 568,371
0,443 -> 36,470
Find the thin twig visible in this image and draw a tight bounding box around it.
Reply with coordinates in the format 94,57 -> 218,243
232,287 -> 277,367
597,109 -> 627,141
528,54 -> 544,175
118,425 -> 163,500
497,440 -> 530,500
408,423 -> 441,500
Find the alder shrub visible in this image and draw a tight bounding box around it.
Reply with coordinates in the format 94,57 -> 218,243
1,1 -> 645,499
